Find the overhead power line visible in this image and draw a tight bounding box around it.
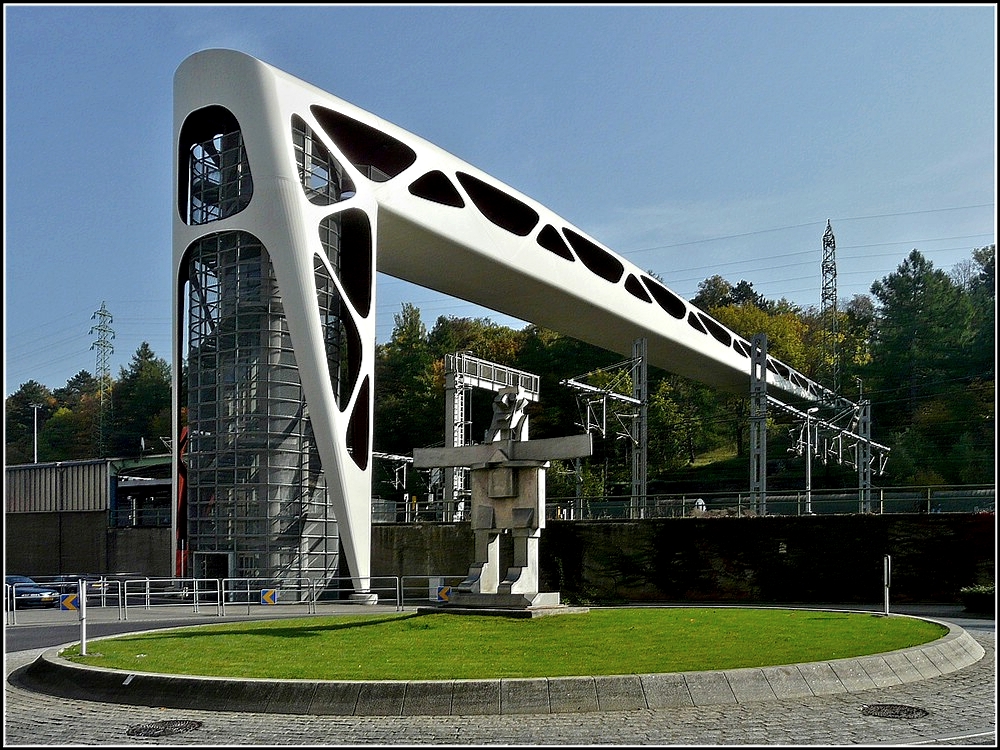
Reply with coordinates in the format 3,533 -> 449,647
619,203 -> 993,256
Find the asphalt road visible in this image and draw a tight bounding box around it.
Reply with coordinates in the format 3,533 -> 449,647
5,609 -> 316,651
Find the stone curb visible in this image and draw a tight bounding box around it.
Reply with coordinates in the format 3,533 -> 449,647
10,616 -> 985,716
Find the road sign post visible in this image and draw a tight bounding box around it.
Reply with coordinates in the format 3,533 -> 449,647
883,554 -> 891,617
79,579 -> 88,655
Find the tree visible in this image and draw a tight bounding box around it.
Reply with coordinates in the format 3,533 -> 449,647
868,249 -> 974,431
839,295 -> 876,394
49,370 -> 102,458
710,303 -> 809,372
691,275 -> 732,309
730,280 -> 767,310
764,297 -> 802,316
373,304 -> 439,455
647,376 -> 725,466
53,370 -> 99,409
865,248 -> 992,484
963,245 -> 996,379
40,403 -> 99,460
515,326 -> 621,440
108,342 -> 172,457
969,244 -> 995,294
4,380 -> 54,463
427,315 -> 524,367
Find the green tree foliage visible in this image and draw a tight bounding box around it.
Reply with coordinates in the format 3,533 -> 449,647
108,343 -> 172,457
516,330 -> 604,422
839,294 -> 876,389
427,314 -> 525,368
4,380 -> 56,463
960,245 -> 996,378
648,376 -> 726,465
711,303 -> 810,372
730,280 -> 767,310
54,370 -> 100,410
373,303 -> 439,455
698,303 -> 810,456
692,275 -> 733,309
5,346 -> 173,465
868,250 -> 973,425
865,248 -> 993,484
40,399 -> 101,460
6,246 -> 993,491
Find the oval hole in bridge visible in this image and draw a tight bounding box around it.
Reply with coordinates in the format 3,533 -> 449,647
698,313 -> 732,347
625,274 -> 652,302
563,228 -> 624,283
640,275 -> 687,319
311,105 -> 417,181
687,311 -> 708,334
456,172 -> 540,237
536,224 -> 575,261
408,170 -> 465,208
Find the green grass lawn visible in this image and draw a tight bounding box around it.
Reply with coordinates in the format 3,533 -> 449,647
62,607 -> 946,681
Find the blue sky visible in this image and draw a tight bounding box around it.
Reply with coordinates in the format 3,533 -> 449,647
4,4 -> 996,396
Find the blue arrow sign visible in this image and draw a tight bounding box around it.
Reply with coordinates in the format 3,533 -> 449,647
260,589 -> 278,605
437,585 -> 451,602
60,593 -> 79,611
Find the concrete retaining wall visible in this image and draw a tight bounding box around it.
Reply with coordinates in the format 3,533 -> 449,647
7,512 -> 993,604
4,512 -> 172,577
372,513 -> 995,604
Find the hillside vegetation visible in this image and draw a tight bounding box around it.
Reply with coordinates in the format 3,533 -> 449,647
7,246 -> 994,496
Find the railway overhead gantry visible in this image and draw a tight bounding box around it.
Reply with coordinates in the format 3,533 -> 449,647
442,352 -> 540,521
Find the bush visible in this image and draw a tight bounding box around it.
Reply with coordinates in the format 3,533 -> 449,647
958,584 -> 995,614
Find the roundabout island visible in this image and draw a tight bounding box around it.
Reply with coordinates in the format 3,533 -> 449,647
10,607 -> 986,716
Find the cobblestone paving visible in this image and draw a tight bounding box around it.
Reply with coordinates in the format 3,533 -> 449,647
4,632 -> 994,746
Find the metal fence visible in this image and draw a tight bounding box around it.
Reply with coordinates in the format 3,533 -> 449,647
6,574 -> 419,624
400,575 -> 469,607
109,507 -> 172,527
374,484 -> 994,522
546,485 -> 995,520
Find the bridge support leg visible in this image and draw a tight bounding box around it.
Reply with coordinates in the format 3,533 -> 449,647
750,334 -> 768,515
631,337 -> 648,520
857,399 -> 872,513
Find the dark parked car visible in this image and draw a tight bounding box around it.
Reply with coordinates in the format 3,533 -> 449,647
5,575 -> 60,609
47,574 -> 108,596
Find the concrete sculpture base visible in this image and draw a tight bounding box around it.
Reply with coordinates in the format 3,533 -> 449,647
418,603 -> 590,619
430,590 -> 589,617
448,591 -> 562,608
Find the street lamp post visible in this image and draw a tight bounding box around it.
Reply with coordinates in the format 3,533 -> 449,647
805,407 -> 819,514
31,403 -> 42,463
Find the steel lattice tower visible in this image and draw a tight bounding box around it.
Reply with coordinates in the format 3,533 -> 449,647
820,220 -> 839,398
89,301 -> 115,457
